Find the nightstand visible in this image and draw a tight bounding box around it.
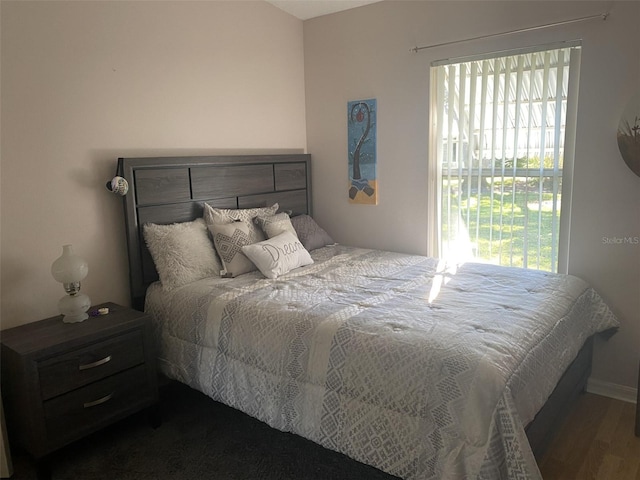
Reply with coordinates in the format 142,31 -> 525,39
1,302 -> 158,474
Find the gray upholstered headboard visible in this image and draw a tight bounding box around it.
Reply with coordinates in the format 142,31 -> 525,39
119,154 -> 312,310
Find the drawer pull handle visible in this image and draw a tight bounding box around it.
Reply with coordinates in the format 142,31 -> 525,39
79,355 -> 112,371
83,393 -> 113,408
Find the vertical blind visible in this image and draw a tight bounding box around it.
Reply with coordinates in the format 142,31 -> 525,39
431,43 -> 581,272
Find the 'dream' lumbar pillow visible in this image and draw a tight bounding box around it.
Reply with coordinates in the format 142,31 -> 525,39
241,231 -> 313,279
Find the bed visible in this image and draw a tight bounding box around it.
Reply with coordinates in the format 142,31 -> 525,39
118,154 -> 618,480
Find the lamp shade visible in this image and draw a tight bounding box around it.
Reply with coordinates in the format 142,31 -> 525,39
106,176 -> 129,195
51,245 -> 88,284
51,245 -> 91,323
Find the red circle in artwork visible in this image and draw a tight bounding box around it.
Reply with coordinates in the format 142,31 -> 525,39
356,110 -> 364,122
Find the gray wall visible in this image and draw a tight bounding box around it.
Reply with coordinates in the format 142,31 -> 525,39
304,0 -> 640,394
0,0 -> 307,328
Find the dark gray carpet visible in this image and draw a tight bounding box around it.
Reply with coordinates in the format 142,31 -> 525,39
9,381 -> 400,479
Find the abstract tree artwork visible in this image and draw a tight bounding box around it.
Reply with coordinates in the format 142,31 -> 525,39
348,99 -> 377,204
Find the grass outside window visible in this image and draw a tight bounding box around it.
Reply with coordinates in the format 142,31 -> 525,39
441,177 -> 561,272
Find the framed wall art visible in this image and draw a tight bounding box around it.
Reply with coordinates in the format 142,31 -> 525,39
347,98 -> 377,204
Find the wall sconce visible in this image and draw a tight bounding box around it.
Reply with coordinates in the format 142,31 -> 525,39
51,245 -> 91,323
105,160 -> 129,195
105,176 -> 129,195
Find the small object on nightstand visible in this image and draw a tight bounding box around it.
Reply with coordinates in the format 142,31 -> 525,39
0,302 -> 159,476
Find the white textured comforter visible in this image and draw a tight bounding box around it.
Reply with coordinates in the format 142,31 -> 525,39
145,245 -> 618,480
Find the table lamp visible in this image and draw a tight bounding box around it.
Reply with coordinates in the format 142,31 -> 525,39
51,245 -> 91,323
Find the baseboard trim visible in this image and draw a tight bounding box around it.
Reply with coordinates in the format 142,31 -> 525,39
586,377 -> 638,404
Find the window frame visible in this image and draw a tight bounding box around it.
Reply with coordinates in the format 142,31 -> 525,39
427,41 -> 582,274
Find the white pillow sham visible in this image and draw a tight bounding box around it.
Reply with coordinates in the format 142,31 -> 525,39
208,220 -> 259,278
241,231 -> 313,279
143,218 -> 221,290
254,212 -> 297,239
203,203 -> 278,244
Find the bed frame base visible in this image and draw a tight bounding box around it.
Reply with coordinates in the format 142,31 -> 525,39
525,336 -> 593,459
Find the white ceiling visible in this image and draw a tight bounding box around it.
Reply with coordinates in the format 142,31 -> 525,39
266,0 -> 383,20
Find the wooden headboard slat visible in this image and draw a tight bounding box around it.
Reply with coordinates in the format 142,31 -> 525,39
120,154 -> 312,310
134,168 -> 191,206
191,164 -> 274,199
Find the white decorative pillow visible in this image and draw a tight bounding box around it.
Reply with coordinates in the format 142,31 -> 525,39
242,231 -> 314,279
203,203 -> 278,244
254,212 -> 297,239
143,218 -> 221,291
209,220 -> 259,277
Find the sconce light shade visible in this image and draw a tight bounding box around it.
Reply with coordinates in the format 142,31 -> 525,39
51,245 -> 91,323
105,176 -> 129,196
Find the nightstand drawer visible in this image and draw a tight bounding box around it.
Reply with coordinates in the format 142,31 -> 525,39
43,364 -> 153,443
39,330 -> 145,400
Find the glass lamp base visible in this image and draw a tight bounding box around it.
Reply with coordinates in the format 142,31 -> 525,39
58,292 -> 91,323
